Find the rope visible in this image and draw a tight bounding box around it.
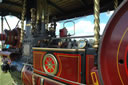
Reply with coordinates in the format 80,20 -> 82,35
93,0 -> 100,48
20,0 -> 26,43
114,0 -> 118,9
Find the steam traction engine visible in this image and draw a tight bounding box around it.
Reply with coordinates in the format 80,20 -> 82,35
0,0 -> 128,85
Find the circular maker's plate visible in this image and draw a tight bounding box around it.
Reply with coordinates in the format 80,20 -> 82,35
43,54 -> 58,75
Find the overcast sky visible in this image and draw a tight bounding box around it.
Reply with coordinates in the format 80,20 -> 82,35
0,16 -> 20,31
56,11 -> 114,36
0,11 -> 114,36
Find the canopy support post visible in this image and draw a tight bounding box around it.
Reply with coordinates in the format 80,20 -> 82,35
1,16 -> 3,49
20,0 -> 26,43
114,0 -> 118,9
93,0 -> 100,49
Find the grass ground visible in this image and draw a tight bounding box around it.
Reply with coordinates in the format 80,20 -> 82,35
0,57 -> 13,85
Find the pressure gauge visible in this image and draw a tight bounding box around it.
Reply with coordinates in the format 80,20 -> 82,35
78,40 -> 86,48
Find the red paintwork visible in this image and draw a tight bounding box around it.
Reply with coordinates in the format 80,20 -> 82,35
99,0 -> 128,85
0,28 -> 21,48
22,65 -> 41,85
33,51 -> 82,84
54,53 -> 81,83
86,55 -> 95,85
33,51 -> 46,74
0,34 -> 6,40
33,74 -> 62,85
22,66 -> 33,85
43,80 -> 60,85
59,28 -> 67,37
124,46 -> 128,76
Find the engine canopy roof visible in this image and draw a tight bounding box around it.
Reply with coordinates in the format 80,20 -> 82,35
0,0 -> 123,21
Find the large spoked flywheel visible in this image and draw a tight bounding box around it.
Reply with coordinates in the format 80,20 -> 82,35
98,0 -> 128,85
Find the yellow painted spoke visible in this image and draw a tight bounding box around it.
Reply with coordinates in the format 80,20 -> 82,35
51,67 -> 55,70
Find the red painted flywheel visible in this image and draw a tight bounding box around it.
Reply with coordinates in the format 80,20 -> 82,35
98,0 -> 128,85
